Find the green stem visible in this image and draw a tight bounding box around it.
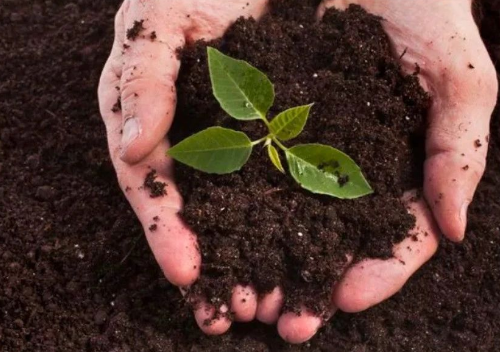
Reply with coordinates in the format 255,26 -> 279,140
272,137 -> 288,152
259,115 -> 271,129
251,135 -> 269,146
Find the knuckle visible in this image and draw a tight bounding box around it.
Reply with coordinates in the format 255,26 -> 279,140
468,60 -> 498,99
114,4 -> 126,30
120,68 -> 147,101
427,148 -> 486,179
480,61 -> 499,100
467,154 -> 486,178
443,56 -> 497,106
427,126 -> 458,146
114,7 -> 122,26
120,0 -> 132,15
121,69 -> 175,103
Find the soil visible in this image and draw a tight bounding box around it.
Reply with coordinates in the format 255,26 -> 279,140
0,1 -> 499,352
144,170 -> 167,198
126,20 -> 145,41
171,3 -> 428,314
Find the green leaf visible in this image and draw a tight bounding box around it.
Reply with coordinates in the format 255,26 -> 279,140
269,104 -> 313,141
207,47 -> 274,120
285,144 -> 373,199
267,144 -> 285,173
167,127 -> 252,174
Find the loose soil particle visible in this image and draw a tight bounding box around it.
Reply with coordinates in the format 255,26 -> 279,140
111,96 -> 121,113
0,0 -> 500,351
144,169 -> 167,198
171,3 -> 428,313
126,19 -> 145,41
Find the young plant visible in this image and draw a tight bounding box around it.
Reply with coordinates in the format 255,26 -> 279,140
167,47 -> 373,199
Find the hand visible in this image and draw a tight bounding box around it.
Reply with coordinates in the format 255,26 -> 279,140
97,0 -> 279,336
287,0 -> 497,344
320,0 -> 498,241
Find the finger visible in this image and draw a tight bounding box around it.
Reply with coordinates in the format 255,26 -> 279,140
230,285 -> 258,322
256,286 -> 284,324
99,62 -> 200,287
417,0 -> 497,242
194,301 -> 232,335
277,307 -> 326,344
424,49 -> 497,241
119,0 -> 188,164
115,140 -> 201,287
118,154 -> 201,287
424,96 -> 495,242
98,6 -> 125,120
333,191 -> 440,313
276,254 -> 351,343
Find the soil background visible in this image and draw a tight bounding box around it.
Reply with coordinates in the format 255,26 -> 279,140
1,0 -> 500,351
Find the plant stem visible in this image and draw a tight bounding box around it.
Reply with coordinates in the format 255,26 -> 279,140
251,135 -> 269,146
259,115 -> 271,129
272,137 -> 288,152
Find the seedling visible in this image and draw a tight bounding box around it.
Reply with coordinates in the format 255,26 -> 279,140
167,47 -> 373,199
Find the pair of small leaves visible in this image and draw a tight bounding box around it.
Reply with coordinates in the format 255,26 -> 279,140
168,128 -> 372,199
167,47 -> 373,199
209,46 -> 312,141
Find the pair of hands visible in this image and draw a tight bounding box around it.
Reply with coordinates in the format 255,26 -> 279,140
98,0 -> 498,344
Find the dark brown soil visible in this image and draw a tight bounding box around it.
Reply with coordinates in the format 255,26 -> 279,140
144,169 -> 167,198
1,0 -> 500,351
126,19 -> 145,41
171,3 -> 428,313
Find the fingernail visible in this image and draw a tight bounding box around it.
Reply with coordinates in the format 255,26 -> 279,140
121,117 -> 140,154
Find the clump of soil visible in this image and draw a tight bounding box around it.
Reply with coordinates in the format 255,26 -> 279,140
170,3 -> 429,313
144,169 -> 167,198
111,96 -> 121,113
126,19 -> 145,40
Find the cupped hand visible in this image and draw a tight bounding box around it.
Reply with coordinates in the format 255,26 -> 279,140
98,0 -> 275,336
320,0 -> 498,242
308,0 -> 497,343
98,0 -> 498,345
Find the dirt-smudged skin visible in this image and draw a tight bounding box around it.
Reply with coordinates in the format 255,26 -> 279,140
172,4 -> 428,313
0,0 -> 500,351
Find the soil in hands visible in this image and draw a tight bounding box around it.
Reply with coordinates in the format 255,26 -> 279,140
170,2 -> 429,315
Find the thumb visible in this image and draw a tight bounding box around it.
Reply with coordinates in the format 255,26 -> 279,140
424,32 -> 497,242
425,82 -> 497,242
119,2 -> 187,164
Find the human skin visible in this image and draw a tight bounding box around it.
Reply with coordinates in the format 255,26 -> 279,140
98,0 -> 497,344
